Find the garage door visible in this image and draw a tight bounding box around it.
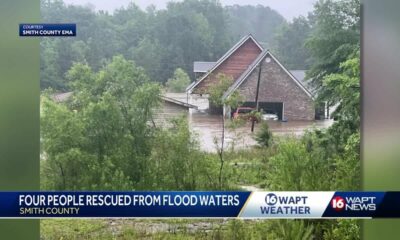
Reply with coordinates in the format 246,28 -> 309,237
241,102 -> 284,120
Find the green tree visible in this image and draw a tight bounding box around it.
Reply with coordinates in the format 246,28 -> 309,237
150,117 -> 205,190
40,0 -> 235,89
41,56 -> 161,190
208,74 -> 244,189
208,74 -> 241,108
272,16 -> 313,69
323,55 -> 360,127
130,37 -> 163,83
42,55 -> 216,191
226,4 -> 286,48
41,0 -> 121,89
306,0 -> 360,93
154,1 -> 217,80
323,54 -> 360,191
291,51 -> 360,239
40,38 -> 63,90
165,68 -> 191,92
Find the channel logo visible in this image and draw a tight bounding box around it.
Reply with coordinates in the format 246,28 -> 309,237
260,193 -> 310,215
331,195 -> 376,212
331,196 -> 346,211
265,193 -> 278,206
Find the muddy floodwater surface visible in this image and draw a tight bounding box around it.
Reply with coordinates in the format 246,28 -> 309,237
189,111 -> 333,152
165,93 -> 334,152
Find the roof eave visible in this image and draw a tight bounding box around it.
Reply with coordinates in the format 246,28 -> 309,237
161,96 -> 198,109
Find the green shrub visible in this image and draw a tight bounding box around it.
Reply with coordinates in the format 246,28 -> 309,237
270,220 -> 314,240
255,121 -> 273,147
323,220 -> 360,240
265,137 -> 332,191
165,68 -> 191,92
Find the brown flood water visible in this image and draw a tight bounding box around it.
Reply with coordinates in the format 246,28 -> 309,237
165,93 -> 334,152
189,111 -> 333,152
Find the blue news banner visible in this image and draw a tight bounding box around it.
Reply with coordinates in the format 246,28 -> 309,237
0,192 -> 399,218
19,24 -> 76,37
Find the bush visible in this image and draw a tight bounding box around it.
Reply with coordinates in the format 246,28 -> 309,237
265,137 -> 332,191
255,121 -> 272,147
323,220 -> 360,240
271,220 -> 314,240
333,132 -> 360,190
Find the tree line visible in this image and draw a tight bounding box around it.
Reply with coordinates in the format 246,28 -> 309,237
40,0 -> 288,91
43,0 -> 355,93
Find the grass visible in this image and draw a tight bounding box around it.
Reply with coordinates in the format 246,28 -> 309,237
41,219 -> 278,240
41,219 -> 226,240
41,219 -> 116,239
41,219 -> 325,240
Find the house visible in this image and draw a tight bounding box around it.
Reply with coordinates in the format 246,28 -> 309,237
51,92 -> 197,124
187,34 -> 317,121
154,95 -> 198,126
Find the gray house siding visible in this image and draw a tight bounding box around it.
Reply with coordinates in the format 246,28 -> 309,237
237,56 -> 315,121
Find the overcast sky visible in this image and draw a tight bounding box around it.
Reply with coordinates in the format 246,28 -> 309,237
63,0 -> 317,20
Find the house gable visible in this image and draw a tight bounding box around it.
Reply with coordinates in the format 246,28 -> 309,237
223,51 -> 313,100
188,34 -> 263,94
225,50 -> 315,120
